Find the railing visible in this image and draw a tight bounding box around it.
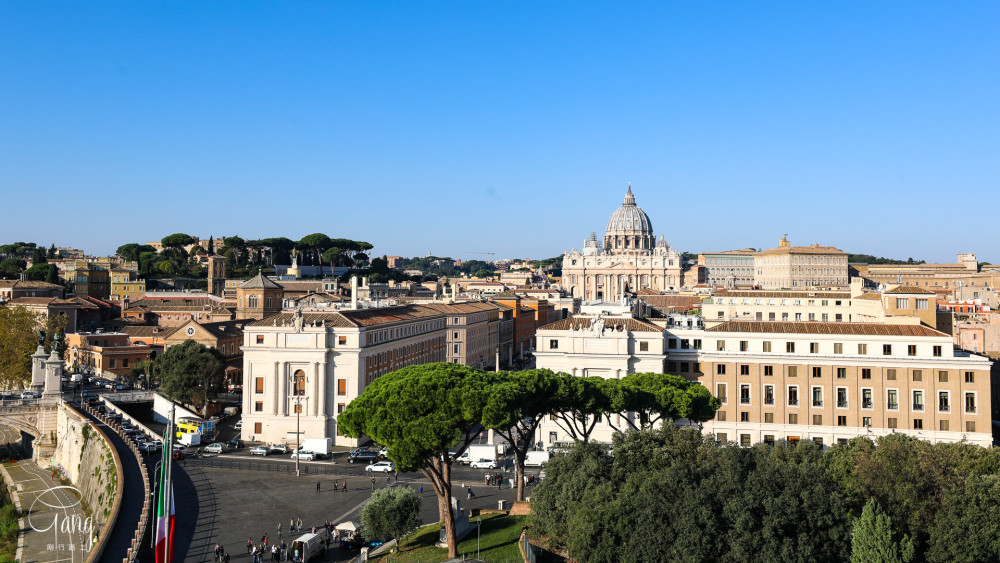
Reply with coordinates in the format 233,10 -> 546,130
862,401 -> 873,409
838,401 -> 849,408
763,399 -> 774,405
788,400 -> 799,406
913,403 -> 924,411
812,401 -> 822,407
184,457 -> 372,476
886,402 -> 898,410
966,405 -> 977,413
740,398 -> 750,405
939,404 -> 950,412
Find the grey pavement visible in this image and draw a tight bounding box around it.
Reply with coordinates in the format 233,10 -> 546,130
4,459 -> 89,563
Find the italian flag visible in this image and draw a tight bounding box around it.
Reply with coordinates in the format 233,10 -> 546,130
155,415 -> 175,563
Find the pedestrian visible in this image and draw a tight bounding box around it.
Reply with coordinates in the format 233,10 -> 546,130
214,543 -> 220,562
247,537 -> 254,554
386,475 -> 391,487
467,486 -> 474,499
333,480 -> 338,492
498,474 -> 502,489
418,486 -> 423,494
342,480 -> 348,492
220,545 -> 225,560
297,517 -> 302,532
394,470 -> 398,482
224,553 -> 230,563
277,522 -> 281,536
280,540 -> 286,561
262,534 -> 268,546
484,474 -> 489,485
316,480 -> 321,493
370,476 -> 376,490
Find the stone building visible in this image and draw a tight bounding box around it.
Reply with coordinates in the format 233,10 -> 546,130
753,235 -> 848,289
562,186 -> 683,300
235,272 -> 283,320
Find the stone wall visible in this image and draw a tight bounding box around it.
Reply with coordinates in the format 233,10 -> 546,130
51,405 -> 120,530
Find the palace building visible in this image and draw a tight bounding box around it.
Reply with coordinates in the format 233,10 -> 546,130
562,186 -> 683,300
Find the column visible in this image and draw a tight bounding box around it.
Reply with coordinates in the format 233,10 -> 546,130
317,362 -> 327,417
273,362 -> 281,414
313,362 -> 321,416
278,361 -> 287,416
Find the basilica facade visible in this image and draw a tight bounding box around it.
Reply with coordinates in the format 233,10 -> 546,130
561,186 -> 682,301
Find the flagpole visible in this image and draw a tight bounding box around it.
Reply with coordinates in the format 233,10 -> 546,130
164,406 -> 174,563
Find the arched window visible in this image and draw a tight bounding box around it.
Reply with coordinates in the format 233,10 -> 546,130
293,369 -> 306,395
248,295 -> 258,309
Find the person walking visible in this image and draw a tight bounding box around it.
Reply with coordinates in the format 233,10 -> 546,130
316,480 -> 321,493
498,474 -> 502,489
370,476 -> 376,490
223,553 -> 230,563
277,521 -> 282,537
247,537 -> 254,555
394,470 -> 398,482
297,517 -> 302,532
386,475 -> 391,487
333,480 -> 338,492
342,480 -> 348,492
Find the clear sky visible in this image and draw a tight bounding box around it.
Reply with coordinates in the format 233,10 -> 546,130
2,3 -> 997,263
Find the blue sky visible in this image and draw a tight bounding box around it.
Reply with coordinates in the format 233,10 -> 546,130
2,3 -> 997,263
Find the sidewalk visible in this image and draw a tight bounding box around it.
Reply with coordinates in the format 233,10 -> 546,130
4,459 -> 91,563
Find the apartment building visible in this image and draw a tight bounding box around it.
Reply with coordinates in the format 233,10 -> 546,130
422,302 -> 511,370
700,249 -> 756,288
753,236 -> 848,289
110,268 -> 146,304
65,332 -> 151,377
703,290 -> 852,326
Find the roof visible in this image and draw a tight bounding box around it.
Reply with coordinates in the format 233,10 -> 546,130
193,320 -> 245,339
884,286 -> 935,295
854,293 -> 883,301
640,295 -> 703,309
13,280 -> 63,289
756,246 -> 847,256
708,320 -> 948,338
714,290 -> 851,300
121,325 -> 180,338
238,273 -> 283,290
248,304 -> 445,329
541,316 -> 663,333
8,297 -> 57,306
420,302 -> 504,314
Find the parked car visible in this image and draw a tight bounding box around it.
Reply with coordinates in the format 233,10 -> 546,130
234,421 -> 242,431
365,461 -> 395,473
113,383 -> 129,391
290,450 -> 316,461
470,459 -> 498,469
378,446 -> 389,458
172,449 -> 185,460
226,438 -> 243,449
269,444 -> 289,454
21,391 -> 40,400
250,446 -> 269,456
348,451 -> 379,464
204,443 -> 226,454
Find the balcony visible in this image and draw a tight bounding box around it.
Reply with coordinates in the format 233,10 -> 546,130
966,405 -> 977,413
740,398 -> 751,405
862,401 -> 873,409
938,404 -> 950,413
837,401 -> 848,408
812,400 -> 823,407
887,402 -> 898,410
913,403 -> 924,411
764,399 -> 775,406
788,399 -> 799,406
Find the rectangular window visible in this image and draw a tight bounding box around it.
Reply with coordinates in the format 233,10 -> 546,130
764,365 -> 774,376
812,387 -> 823,407
740,384 -> 751,405
640,341 -> 649,352
858,343 -> 867,355
908,345 -> 917,357
740,364 -> 750,376
887,369 -> 896,381
887,389 -> 898,410
256,335 -> 264,344
786,342 -> 795,353
255,401 -> 263,412
862,389 -> 873,409
681,339 -> 690,349
933,345 -> 942,357
940,420 -> 949,431
667,361 -> 678,372
763,384 -> 774,405
863,416 -> 872,427
123,358 -> 129,368
938,371 -> 948,383
812,414 -> 823,426
837,415 -> 847,427
788,413 -> 798,424
453,343 -> 459,354
717,340 -> 726,351
717,410 -> 727,421
965,371 -> 975,384
762,341 -> 772,352
764,412 -> 774,423
883,344 -> 892,355
740,434 -> 751,447
836,367 -> 846,379
764,435 -> 775,445
965,393 -> 976,413
294,403 -> 303,414
913,369 -> 922,382
788,386 -> 799,406
740,412 -> 750,422
717,364 -> 726,375
887,418 -> 897,429
254,422 -> 262,434
693,339 -> 702,350
338,403 -> 345,414
896,298 -> 909,309
916,298 -> 928,310
810,342 -> 819,353
549,339 -> 558,350
255,377 -> 264,393
716,433 -> 727,443
337,379 -> 346,396
109,359 -> 116,369
967,421 -> 976,433
834,343 -> 843,354
812,366 -> 822,378
913,418 -> 923,430
788,366 -> 797,377
837,387 -> 848,408
716,383 -> 727,403
338,336 -> 347,345
861,368 -> 872,380
667,339 -> 677,349
740,340 -> 749,352
913,390 -> 924,411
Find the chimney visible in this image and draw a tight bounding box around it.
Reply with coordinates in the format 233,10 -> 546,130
351,276 -> 358,310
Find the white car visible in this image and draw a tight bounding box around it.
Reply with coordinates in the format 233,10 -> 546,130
204,443 -> 226,454
250,446 -> 269,456
269,445 -> 289,454
365,461 -> 395,473
234,421 -> 242,430
20,391 -> 40,400
290,450 -> 316,461
470,459 -> 497,469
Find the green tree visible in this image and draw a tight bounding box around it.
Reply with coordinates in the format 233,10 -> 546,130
338,363 -> 492,558
156,340 -> 226,414
206,235 -> 214,255
0,258 -> 26,278
0,306 -> 39,389
851,498 -> 914,563
299,233 -> 332,271
605,372 -> 719,432
550,374 -> 613,443
360,487 -> 422,546
31,247 -> 46,265
161,233 -> 194,249
926,475 -> 1000,563
47,244 -> 56,259
23,263 -> 58,282
482,369 -> 562,501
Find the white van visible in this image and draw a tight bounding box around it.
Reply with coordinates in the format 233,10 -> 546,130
291,533 -> 326,562
525,451 -> 550,466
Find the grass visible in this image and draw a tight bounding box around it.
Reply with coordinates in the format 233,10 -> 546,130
370,512 -> 527,563
0,482 -> 17,563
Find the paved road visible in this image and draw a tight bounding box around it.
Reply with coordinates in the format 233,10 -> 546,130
0,425 -> 89,563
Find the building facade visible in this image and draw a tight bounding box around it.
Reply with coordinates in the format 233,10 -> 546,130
753,235 -> 848,289
562,186 -> 683,300
700,250 -> 756,288
65,332 -> 151,377
110,269 -> 146,304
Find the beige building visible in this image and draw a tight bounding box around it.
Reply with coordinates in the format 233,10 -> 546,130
110,268 -> 146,304
753,235 -> 848,289
703,290 -> 853,326
65,332 -> 151,377
562,186 -> 683,301
700,249 -> 756,288
235,273 -> 283,320
858,253 -> 1000,291
422,302 -> 507,370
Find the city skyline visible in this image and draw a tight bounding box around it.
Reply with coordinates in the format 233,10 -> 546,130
2,3 -> 997,263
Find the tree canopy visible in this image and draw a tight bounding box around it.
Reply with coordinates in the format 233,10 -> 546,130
0,306 -> 39,389
155,340 -> 226,412
360,487 -> 422,546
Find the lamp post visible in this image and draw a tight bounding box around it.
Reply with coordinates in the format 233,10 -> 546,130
289,374 -> 304,477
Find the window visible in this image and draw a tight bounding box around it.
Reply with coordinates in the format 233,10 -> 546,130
667,339 -> 677,349
740,434 -> 751,447
762,341 -> 772,352
858,343 -> 868,355
548,432 -> 557,444
740,384 -> 751,405
913,419 -> 923,430
764,385 -> 774,405
337,379 -> 346,396
887,418 -> 897,429
123,358 -> 129,368
940,420 -> 949,431
338,403 -> 345,414
967,421 -> 976,433
453,344 -> 459,354
788,413 -> 798,424
965,393 -> 976,413
740,412 -> 750,422
795,313 -> 803,321
896,298 -> 909,309
693,339 -> 702,350
716,383 -> 727,403
549,339 -> 558,350
913,390 -> 924,411
912,370 -> 922,382
916,298 -> 928,310
740,364 -> 750,376
640,341 -> 649,352
861,368 -> 871,379
293,370 -> 306,395
862,389 -> 873,409
255,401 -> 263,412
883,344 -> 892,355
933,345 -> 942,357
965,371 -> 975,384
717,411 -> 727,421
938,371 -> 948,383
717,364 -> 726,375
717,340 -> 726,351
716,433 -> 728,443
338,336 -> 347,345
810,343 -> 819,354
837,415 -> 847,427
887,369 -> 896,381
740,340 -> 749,352
788,366 -> 798,377
836,367 -> 846,379
681,339 -> 690,349
810,387 -> 823,407
764,365 -> 774,376
294,403 -> 303,414
255,377 -> 264,393
862,416 -> 872,427
887,389 -> 898,410
109,359 -> 116,369
834,343 -> 843,354
812,414 -> 823,426
764,435 -> 775,445
254,422 -> 262,434
453,332 -> 460,339
812,366 -> 822,378
837,387 -> 848,408
764,412 -> 774,423
788,386 -> 799,406
786,342 -> 795,353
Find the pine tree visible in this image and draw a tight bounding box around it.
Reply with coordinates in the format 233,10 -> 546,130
207,235 -> 214,255
851,498 -> 914,563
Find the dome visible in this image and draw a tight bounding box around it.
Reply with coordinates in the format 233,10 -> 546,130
606,185 -> 653,235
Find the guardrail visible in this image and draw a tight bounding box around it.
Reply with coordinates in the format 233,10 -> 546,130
102,391 -> 155,404
98,396 -> 163,440
185,457 -> 373,477
81,403 -> 152,563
